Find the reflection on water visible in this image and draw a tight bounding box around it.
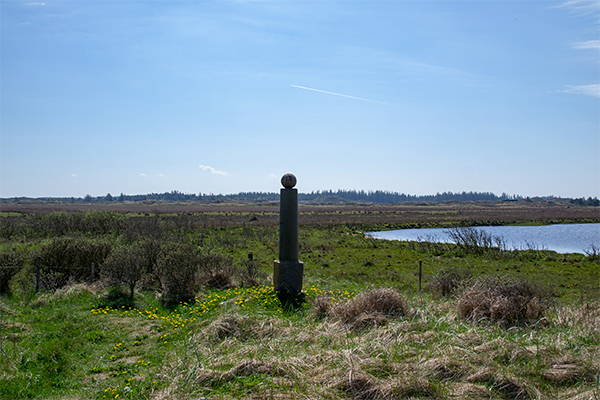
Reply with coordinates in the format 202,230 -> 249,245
366,223 -> 600,254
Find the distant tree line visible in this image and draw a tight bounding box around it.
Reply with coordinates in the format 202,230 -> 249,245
300,190 -> 503,203
4,190 -> 598,205
569,197 -> 600,206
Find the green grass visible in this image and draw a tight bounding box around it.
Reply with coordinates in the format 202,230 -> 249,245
0,283 -> 354,399
1,225 -> 599,399
2,282 -> 598,399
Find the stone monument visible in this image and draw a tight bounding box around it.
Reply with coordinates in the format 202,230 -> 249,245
273,173 -> 305,306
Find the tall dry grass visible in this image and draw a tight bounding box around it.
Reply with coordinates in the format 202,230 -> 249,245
156,285 -> 599,400
457,275 -> 550,326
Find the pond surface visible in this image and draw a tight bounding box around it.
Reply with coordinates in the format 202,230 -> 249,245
366,223 -> 600,254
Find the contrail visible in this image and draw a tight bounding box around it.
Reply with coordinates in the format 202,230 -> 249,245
290,84 -> 389,105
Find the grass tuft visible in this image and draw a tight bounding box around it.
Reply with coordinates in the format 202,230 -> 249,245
331,288 -> 407,329
334,370 -> 380,400
457,275 -> 549,326
204,313 -> 252,341
427,265 -> 472,298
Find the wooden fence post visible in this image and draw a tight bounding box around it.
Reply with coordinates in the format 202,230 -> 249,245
418,260 -> 422,292
35,257 -> 41,293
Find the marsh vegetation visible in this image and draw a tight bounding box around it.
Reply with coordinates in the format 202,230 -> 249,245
0,203 -> 598,399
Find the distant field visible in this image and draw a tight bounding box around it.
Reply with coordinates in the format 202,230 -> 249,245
1,200 -> 598,229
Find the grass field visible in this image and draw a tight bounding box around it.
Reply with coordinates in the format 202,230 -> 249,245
0,202 -> 598,399
1,199 -> 598,229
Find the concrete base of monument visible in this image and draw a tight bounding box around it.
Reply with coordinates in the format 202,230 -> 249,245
276,290 -> 306,308
273,260 -> 305,307
273,260 -> 304,292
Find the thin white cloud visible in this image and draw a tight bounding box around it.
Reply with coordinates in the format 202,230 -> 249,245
25,2 -> 46,6
554,0 -> 600,17
268,173 -> 277,178
291,84 -> 390,106
71,174 -> 78,178
573,40 -> 600,49
199,165 -> 228,176
561,84 -> 600,97
140,173 -> 149,178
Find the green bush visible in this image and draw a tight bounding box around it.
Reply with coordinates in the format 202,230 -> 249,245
198,253 -> 236,290
0,216 -> 21,239
24,211 -> 125,238
157,241 -> 201,307
239,256 -> 266,287
0,248 -> 27,295
101,243 -> 146,299
37,237 -> 113,290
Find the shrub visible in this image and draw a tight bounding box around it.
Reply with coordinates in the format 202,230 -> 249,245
121,214 -> 164,243
0,216 -> 21,239
157,241 -> 200,307
584,244 -> 600,263
136,238 -> 163,289
238,256 -> 266,287
25,211 -> 125,237
101,244 -> 146,299
331,288 -> 407,329
78,210 -> 125,235
445,226 -> 506,256
198,253 -> 236,290
427,266 -> 472,297
0,248 -> 27,295
457,276 -> 548,326
37,237 -> 113,290
27,212 -> 70,237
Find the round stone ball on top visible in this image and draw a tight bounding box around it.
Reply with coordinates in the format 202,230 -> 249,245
281,173 -> 297,189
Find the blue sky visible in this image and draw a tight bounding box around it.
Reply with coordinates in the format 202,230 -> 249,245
1,0 -> 598,198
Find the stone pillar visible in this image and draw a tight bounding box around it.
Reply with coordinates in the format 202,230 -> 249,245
274,173 -> 304,305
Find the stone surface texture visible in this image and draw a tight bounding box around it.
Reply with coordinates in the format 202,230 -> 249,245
274,173 -> 303,299
281,173 -> 297,188
273,260 -> 304,293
